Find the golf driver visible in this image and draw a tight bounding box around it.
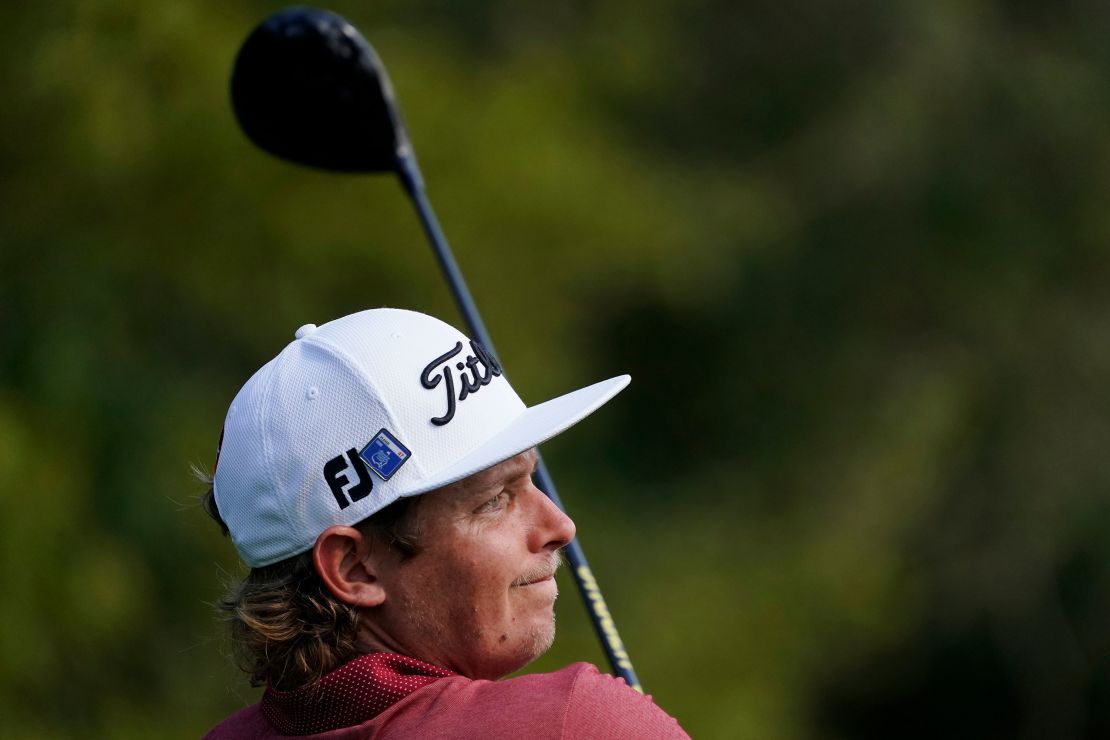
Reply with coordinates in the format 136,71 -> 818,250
230,7 -> 642,692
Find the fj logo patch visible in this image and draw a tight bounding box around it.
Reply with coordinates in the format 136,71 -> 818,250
322,448 -> 375,510
420,340 -> 503,426
360,429 -> 411,481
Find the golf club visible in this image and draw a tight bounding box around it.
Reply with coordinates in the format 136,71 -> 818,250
230,7 -> 642,692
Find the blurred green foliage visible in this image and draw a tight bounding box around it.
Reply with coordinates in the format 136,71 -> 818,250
3,0 -> 1110,737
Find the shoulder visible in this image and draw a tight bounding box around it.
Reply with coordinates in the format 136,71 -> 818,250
421,664 -> 688,740
558,664 -> 690,740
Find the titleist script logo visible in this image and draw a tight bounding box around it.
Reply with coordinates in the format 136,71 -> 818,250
421,340 -> 503,426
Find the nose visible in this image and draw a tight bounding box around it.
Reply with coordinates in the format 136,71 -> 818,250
527,481 -> 576,552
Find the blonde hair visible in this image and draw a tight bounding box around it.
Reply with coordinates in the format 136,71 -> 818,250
199,477 -> 419,691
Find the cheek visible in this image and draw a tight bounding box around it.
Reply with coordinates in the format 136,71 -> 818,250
466,557 -> 514,606
419,550 -> 490,600
416,525 -> 524,619
452,550 -> 519,617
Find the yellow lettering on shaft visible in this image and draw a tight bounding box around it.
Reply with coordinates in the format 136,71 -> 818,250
577,565 -> 642,692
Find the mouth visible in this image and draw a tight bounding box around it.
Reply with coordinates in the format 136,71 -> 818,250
512,572 -> 555,585
511,557 -> 561,587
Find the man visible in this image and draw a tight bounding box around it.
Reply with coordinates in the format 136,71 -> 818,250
203,308 -> 688,738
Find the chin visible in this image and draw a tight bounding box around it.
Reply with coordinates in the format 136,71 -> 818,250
535,618 -> 557,656
484,619 -> 558,679
518,616 -> 558,667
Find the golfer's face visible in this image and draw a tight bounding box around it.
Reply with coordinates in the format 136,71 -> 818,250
379,449 -> 575,680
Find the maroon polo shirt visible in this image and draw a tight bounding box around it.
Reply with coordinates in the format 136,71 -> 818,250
204,652 -> 688,739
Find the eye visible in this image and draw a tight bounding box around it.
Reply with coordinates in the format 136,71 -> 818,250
476,491 -> 508,513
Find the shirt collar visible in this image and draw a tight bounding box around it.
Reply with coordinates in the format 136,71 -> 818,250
261,652 -> 456,735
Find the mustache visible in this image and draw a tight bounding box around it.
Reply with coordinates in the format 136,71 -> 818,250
511,552 -> 565,586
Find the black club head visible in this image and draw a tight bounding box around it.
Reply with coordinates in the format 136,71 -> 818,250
230,7 -> 411,173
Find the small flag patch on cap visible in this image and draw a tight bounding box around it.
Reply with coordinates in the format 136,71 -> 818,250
360,429 -> 411,481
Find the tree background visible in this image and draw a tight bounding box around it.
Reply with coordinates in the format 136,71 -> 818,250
3,1 -> 1110,737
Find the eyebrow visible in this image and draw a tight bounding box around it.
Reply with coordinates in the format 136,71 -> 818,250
455,449 -> 538,500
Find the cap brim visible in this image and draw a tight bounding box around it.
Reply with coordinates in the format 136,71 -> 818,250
403,374 -> 630,496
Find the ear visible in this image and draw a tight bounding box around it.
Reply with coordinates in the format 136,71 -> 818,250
313,525 -> 387,608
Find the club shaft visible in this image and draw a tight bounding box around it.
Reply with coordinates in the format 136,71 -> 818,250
398,159 -> 642,692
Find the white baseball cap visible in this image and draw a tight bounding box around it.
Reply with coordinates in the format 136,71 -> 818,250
212,308 -> 629,567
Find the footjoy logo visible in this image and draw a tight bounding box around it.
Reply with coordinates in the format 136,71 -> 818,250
322,448 -> 374,509
420,340 -> 503,426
